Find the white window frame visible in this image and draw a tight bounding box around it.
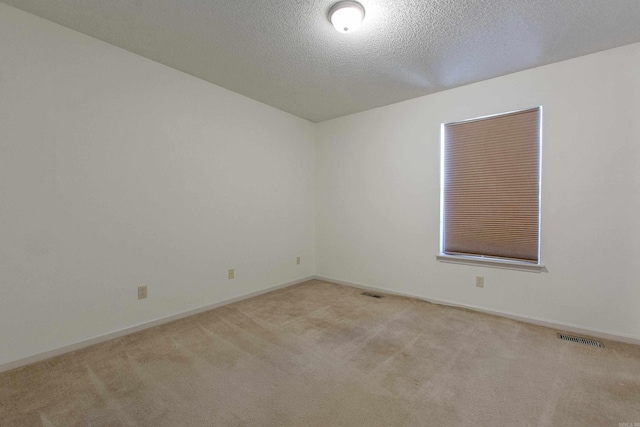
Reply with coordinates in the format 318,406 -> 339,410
437,107 -> 544,272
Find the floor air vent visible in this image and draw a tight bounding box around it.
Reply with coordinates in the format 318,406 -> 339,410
361,292 -> 382,299
557,333 -> 603,348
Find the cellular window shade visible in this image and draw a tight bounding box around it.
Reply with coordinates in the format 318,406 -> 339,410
443,107 -> 541,263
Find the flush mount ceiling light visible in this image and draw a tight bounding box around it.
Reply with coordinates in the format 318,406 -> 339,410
328,1 -> 365,34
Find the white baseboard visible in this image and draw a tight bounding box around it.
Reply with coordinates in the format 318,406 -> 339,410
5,274 -> 637,374
0,276 -> 313,374
313,275 -> 640,346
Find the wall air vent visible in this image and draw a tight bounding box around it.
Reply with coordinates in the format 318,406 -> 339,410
557,333 -> 603,348
361,292 -> 382,299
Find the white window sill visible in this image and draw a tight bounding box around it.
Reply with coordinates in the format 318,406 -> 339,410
436,254 -> 545,272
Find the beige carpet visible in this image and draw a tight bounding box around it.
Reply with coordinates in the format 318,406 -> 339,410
1,279 -> 639,426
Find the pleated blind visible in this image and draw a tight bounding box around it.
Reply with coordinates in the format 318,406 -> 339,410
443,107 -> 541,263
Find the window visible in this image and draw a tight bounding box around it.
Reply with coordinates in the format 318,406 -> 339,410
439,107 -> 542,268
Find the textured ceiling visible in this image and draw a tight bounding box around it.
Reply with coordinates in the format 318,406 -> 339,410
4,0 -> 640,122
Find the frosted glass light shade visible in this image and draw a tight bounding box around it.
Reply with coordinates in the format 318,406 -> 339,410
329,1 -> 365,33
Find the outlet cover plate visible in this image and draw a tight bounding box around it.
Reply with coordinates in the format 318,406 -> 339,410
138,285 -> 147,299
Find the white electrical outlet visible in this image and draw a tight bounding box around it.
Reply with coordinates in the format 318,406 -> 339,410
475,276 -> 484,288
228,269 -> 235,280
296,256 -> 301,265
138,285 -> 147,299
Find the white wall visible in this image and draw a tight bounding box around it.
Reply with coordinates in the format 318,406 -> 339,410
2,3 -> 639,369
0,4 -> 315,366
316,42 -> 640,341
